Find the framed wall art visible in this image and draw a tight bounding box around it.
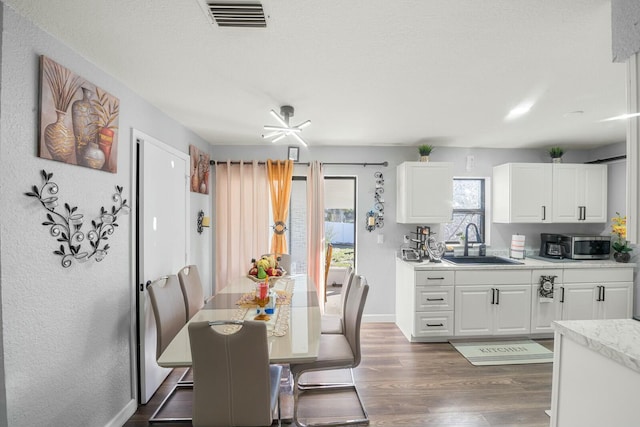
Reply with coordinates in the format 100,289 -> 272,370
189,145 -> 210,194
38,55 -> 120,173
288,146 -> 299,162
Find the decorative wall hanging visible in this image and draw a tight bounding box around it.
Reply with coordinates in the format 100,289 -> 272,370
196,210 -> 211,233
189,145 -> 210,194
25,170 -> 130,267
366,171 -> 385,232
38,56 -> 120,173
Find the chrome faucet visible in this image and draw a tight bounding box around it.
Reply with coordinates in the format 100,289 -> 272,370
464,223 -> 482,256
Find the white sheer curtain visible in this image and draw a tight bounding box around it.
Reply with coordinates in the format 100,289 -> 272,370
215,161 -> 269,292
306,161 -> 325,312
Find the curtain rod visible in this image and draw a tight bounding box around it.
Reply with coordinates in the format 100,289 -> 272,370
585,155 -> 626,164
210,160 -> 389,167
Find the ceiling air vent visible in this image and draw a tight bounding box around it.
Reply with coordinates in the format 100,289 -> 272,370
205,2 -> 266,28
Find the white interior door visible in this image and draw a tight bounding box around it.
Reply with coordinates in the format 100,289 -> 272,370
136,130 -> 190,403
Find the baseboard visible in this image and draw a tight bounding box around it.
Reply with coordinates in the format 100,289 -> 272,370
105,398 -> 137,427
363,314 -> 395,323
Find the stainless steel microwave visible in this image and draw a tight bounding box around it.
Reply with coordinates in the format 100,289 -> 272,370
540,233 -> 611,260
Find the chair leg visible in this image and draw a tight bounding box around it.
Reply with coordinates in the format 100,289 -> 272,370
297,368 -> 355,391
293,371 -> 369,427
176,366 -> 193,385
148,382 -> 192,424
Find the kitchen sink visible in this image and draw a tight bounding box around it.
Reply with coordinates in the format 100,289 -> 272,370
442,255 -> 524,265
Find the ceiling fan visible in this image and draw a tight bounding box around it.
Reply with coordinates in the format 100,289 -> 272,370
262,105 -> 310,147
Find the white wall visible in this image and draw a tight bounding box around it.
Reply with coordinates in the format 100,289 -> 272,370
0,4 -> 211,426
210,143 -> 626,322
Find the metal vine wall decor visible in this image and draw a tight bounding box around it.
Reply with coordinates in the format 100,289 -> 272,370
25,170 -> 130,268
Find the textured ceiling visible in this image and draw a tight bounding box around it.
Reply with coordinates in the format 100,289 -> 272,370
4,0 -> 628,149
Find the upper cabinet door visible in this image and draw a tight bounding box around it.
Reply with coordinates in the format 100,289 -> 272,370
397,162 -> 453,224
552,164 -> 607,223
493,163 -> 552,223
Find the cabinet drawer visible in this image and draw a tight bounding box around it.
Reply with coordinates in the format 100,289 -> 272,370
416,286 -> 454,311
456,269 -> 530,285
564,268 -> 633,283
414,312 -> 454,337
415,270 -> 454,286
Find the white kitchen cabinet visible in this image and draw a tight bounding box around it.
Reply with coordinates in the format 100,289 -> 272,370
530,269 -> 564,334
552,164 -> 607,223
493,163 -> 552,223
492,162 -> 607,224
396,162 -> 453,224
556,268 -> 633,321
395,259 -> 455,341
550,321 -> 640,427
454,270 -> 531,337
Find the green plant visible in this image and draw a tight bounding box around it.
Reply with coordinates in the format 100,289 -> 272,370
418,144 -> 434,156
549,147 -> 564,158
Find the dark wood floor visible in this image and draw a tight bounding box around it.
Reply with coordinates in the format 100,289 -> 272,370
124,323 -> 553,427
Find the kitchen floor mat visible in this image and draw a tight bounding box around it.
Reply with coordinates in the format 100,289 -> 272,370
450,339 -> 553,366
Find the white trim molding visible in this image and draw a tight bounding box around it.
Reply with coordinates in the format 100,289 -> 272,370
626,53 -> 639,244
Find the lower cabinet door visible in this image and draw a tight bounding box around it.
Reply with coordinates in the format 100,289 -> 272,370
454,286 -> 493,336
493,285 -> 531,335
598,283 -> 632,319
561,284 -> 598,320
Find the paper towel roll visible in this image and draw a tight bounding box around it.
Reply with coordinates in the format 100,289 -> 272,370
510,235 -> 526,259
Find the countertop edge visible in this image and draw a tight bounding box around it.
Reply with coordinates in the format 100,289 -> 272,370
552,319 -> 640,374
397,256 -> 636,270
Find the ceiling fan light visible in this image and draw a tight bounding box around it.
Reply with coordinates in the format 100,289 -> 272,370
291,132 -> 308,147
296,120 -> 312,129
271,134 -> 287,143
270,110 -> 288,126
263,125 -> 301,133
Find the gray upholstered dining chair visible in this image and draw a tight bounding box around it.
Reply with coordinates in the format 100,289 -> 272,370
188,320 -> 282,427
147,275 -> 191,423
290,274 -> 370,426
177,264 -> 206,322
320,265 -> 354,335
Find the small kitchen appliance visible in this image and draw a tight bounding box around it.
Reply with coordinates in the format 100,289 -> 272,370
539,233 -> 610,260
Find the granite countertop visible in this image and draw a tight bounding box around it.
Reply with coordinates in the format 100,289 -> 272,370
553,319 -> 640,374
398,255 -> 636,271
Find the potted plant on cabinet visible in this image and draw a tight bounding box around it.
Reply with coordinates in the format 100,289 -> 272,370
418,144 -> 434,162
611,212 -> 633,263
549,147 -> 564,163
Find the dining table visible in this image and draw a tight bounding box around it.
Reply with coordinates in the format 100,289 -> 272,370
157,274 -> 321,367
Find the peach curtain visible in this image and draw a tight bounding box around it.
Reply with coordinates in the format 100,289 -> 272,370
215,161 -> 269,292
306,161 -> 325,311
266,159 -> 293,255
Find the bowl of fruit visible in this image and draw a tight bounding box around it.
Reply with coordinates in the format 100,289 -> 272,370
248,254 -> 286,287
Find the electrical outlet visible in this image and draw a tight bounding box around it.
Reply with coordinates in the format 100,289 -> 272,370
377,234 -> 385,244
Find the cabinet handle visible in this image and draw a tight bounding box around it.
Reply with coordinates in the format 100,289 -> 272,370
427,277 -> 445,280
596,285 -> 602,301
426,323 -> 444,327
426,298 -> 445,301
602,286 -> 606,302
496,288 -> 500,305
542,206 -> 546,221
491,288 -> 495,304
560,286 -> 565,303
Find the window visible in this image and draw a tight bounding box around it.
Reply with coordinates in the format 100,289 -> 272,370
287,176 -> 356,274
324,177 -> 356,269
442,178 -> 486,244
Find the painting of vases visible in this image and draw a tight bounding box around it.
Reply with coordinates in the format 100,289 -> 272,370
189,145 -> 210,195
39,56 -> 120,173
